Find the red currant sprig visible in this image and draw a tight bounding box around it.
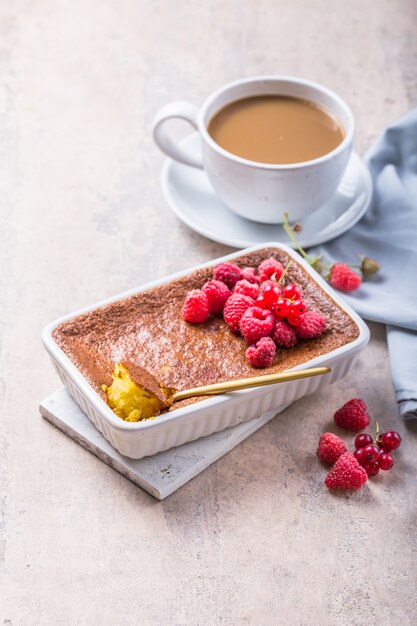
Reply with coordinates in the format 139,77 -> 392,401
283,211 -> 380,286
257,285 -> 307,326
255,261 -> 308,327
353,420 -> 401,477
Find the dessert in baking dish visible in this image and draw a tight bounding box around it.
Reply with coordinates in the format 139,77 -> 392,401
52,247 -> 360,421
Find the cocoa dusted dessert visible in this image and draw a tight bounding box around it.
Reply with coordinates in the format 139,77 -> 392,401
52,247 -> 360,421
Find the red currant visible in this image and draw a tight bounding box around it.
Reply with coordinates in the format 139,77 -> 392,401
378,452 -> 394,470
262,286 -> 282,309
364,462 -> 379,477
362,445 -> 380,463
288,299 -> 306,316
354,433 -> 373,449
273,298 -> 289,320
354,448 -> 368,466
260,280 -> 282,295
282,283 -> 302,299
380,431 -> 401,452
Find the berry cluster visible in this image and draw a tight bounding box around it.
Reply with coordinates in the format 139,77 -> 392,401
316,398 -> 402,491
181,258 -> 327,368
283,212 -> 380,293
354,428 -> 401,477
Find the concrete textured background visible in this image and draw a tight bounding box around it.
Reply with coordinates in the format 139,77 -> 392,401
1,1 -> 417,624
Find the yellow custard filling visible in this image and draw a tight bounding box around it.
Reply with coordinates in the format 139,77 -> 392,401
102,363 -> 164,422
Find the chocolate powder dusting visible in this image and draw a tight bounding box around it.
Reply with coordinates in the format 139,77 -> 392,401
52,248 -> 360,412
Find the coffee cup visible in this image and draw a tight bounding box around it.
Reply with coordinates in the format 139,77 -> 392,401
153,76 -> 354,224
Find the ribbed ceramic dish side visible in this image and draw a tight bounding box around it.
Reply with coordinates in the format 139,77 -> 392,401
52,347 -> 359,458
42,243 -> 370,459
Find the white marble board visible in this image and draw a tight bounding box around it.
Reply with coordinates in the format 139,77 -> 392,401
40,388 -> 289,500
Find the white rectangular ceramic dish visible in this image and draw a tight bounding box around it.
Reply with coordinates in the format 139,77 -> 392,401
42,243 -> 370,459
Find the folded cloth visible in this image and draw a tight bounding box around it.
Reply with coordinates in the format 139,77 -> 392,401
312,108 -> 417,419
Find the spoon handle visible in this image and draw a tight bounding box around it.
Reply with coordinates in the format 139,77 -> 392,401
172,366 -> 331,402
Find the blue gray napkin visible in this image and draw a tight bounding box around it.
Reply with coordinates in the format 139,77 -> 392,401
312,108 -> 417,419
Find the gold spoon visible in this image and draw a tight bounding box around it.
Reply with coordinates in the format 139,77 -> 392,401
104,363 -> 331,421
171,366 -> 331,403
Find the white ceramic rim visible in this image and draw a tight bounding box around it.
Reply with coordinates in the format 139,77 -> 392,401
197,75 -> 355,171
42,243 -> 369,433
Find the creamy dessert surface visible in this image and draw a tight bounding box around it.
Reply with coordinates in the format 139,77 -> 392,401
52,248 -> 360,411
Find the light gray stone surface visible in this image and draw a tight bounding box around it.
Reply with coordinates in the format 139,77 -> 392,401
1,1 -> 417,624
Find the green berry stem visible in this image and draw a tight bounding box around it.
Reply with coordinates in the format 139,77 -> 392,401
282,213 -> 380,282
277,260 -> 292,284
283,212 -> 314,264
283,212 -> 328,275
375,419 -> 380,445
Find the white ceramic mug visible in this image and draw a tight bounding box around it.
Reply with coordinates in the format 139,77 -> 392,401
153,76 -> 354,224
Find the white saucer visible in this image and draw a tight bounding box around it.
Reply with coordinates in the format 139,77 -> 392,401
161,133 -> 373,249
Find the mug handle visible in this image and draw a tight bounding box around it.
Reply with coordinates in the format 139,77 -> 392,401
152,102 -> 204,169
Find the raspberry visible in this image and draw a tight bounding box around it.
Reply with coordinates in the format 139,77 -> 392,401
258,257 -> 285,281
201,280 -> 231,314
272,320 -> 298,348
239,306 -> 275,345
234,279 -> 259,300
324,452 -> 367,490
223,294 -> 254,332
295,311 -> 327,339
317,433 -> 347,465
246,337 -> 276,368
329,263 -> 362,292
213,263 -> 242,288
241,267 -> 260,284
333,398 -> 370,432
182,290 -> 210,323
